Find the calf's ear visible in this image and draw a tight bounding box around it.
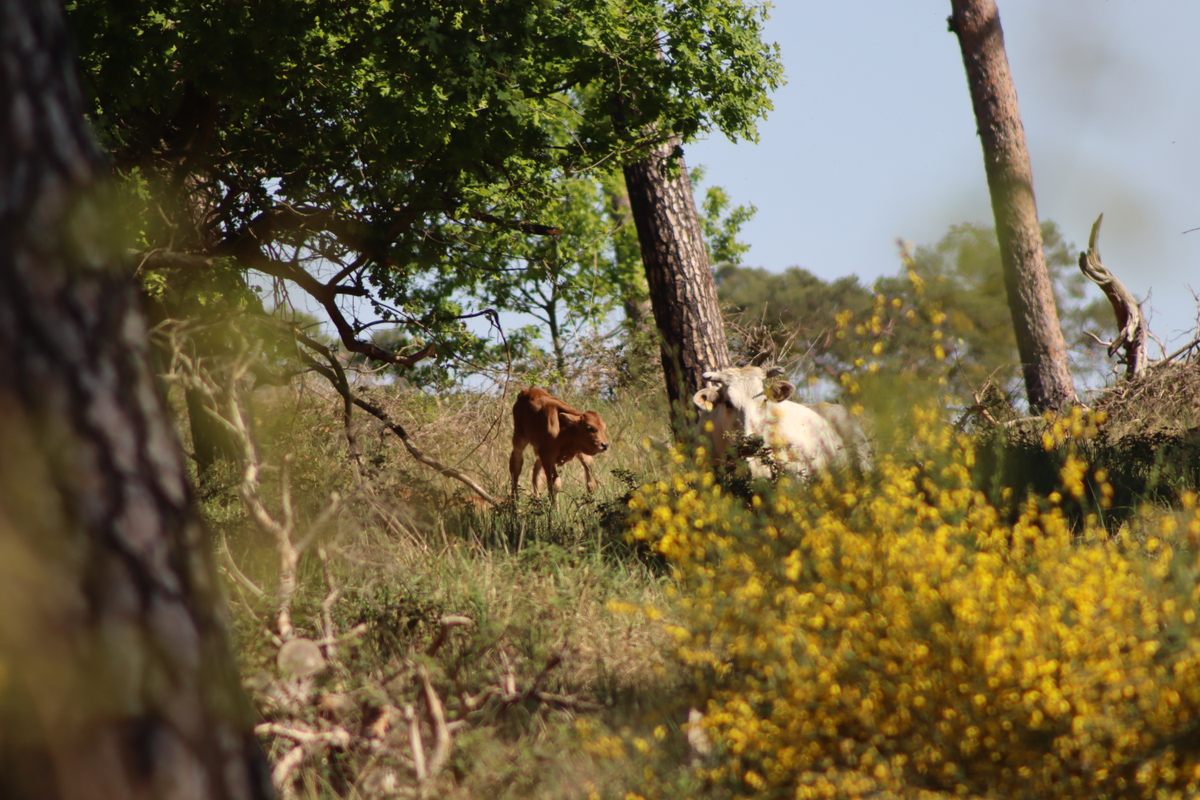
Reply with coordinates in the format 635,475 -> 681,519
767,381 -> 795,402
692,386 -> 720,411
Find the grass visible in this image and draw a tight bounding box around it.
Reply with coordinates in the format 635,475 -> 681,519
207,378 -> 688,799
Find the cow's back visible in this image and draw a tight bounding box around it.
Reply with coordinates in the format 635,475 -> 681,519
764,401 -> 848,477
810,402 -> 873,473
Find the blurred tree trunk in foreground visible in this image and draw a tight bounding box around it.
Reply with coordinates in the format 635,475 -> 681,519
623,136 -> 731,430
949,0 -> 1077,411
0,2 -> 271,798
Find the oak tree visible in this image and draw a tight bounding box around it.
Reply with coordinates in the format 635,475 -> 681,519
66,0 -> 781,404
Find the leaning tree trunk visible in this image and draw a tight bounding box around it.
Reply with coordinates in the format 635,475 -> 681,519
0,3 -> 271,799
949,0 -> 1077,412
623,136 -> 731,429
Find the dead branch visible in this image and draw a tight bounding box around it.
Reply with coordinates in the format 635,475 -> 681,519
417,666 -> 452,778
256,722 -> 352,800
224,383 -> 299,641
256,722 -> 352,749
427,614 -> 474,656
294,330 -> 500,506
271,745 -> 305,800
313,623 -> 369,649
218,530 -> 266,599
1156,335 -> 1200,365
318,546 -> 341,663
404,704 -> 427,783
1079,213 -> 1148,377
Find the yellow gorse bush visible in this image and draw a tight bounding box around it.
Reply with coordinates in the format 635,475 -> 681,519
627,407 -> 1200,798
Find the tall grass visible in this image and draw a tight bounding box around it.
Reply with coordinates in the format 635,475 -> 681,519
200,333 -> 1200,798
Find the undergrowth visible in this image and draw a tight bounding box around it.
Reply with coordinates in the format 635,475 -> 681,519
621,404 -> 1200,799
202,349 -> 1200,798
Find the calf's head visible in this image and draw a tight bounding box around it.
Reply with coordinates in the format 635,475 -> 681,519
560,409 -> 609,454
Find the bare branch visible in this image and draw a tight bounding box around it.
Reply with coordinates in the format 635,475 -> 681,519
226,387 -> 299,641
1079,213 -> 1148,377
427,615 -> 474,656
404,704 -> 427,783
318,546 -> 341,663
218,531 -> 266,599
418,666 -> 452,778
293,331 -> 500,506
135,247 -> 433,368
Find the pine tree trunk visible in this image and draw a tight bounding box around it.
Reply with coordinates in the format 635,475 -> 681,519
949,0 -> 1076,411
623,136 -> 731,428
0,3 -> 271,798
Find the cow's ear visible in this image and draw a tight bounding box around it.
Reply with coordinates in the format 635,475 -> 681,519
765,366 -> 786,378
767,381 -> 795,402
693,386 -> 720,411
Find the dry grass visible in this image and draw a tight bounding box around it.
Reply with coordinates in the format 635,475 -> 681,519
207,376 -> 683,799
1092,359 -> 1200,438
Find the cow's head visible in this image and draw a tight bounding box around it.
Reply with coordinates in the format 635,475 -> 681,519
560,409 -> 610,454
693,366 -> 796,455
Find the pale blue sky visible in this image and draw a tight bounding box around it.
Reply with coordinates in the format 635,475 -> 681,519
688,2 -> 1200,350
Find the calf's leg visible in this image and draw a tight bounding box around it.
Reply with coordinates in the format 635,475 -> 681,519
577,453 -> 597,492
540,454 -> 560,506
531,460 -> 543,496
509,439 -> 526,498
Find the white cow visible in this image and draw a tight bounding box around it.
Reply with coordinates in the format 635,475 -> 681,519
692,365 -> 871,480
809,401 -> 874,475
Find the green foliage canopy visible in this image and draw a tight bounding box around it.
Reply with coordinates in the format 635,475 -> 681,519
67,0 -> 783,374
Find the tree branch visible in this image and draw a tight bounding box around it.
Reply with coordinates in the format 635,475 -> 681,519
1078,213 -> 1148,377
292,331 -> 500,506
136,247 -> 434,368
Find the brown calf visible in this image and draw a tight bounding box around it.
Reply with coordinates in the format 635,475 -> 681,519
509,387 -> 609,504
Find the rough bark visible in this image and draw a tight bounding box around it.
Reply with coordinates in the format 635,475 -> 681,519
949,0 -> 1077,411
0,3 -> 272,799
623,136 -> 731,428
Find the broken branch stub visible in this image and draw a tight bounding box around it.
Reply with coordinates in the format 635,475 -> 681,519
1078,213 -> 1148,377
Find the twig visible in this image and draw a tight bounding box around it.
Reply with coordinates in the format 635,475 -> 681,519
313,623 -> 368,648
295,332 -> 500,506
272,745 -> 305,800
256,722 -> 352,749
418,666 -> 452,778
318,546 -> 340,663
404,704 -> 427,782
427,615 -> 474,656
1153,335 -> 1200,366
218,531 -> 265,599
225,386 -> 299,641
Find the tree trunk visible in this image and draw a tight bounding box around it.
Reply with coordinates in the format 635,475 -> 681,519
949,0 -> 1077,411
623,136 -> 731,428
0,3 -> 271,799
